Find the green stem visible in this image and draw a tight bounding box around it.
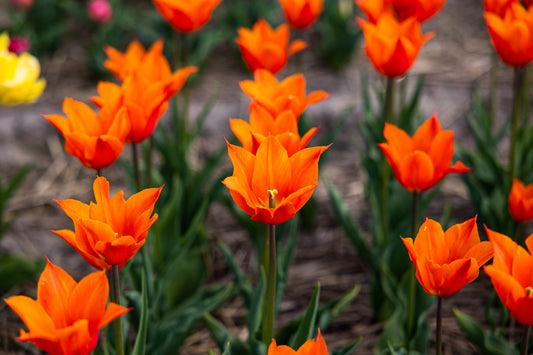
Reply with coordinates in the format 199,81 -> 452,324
489,52 -> 498,134
406,192 -> 419,341
146,137 -> 153,187
436,296 -> 443,355
521,64 -> 531,131
384,77 -> 396,124
509,66 -> 526,189
132,143 -> 141,191
181,33 -> 190,142
520,325 -> 531,355
262,191 -> 277,345
110,265 -> 124,355
513,221 -> 526,244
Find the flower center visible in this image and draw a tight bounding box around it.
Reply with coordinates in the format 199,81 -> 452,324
526,286 -> 533,297
268,189 -> 278,208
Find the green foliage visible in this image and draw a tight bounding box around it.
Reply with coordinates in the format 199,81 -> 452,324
0,253 -> 44,295
0,165 -> 30,238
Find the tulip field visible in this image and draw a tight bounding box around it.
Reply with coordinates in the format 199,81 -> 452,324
3,0 -> 533,354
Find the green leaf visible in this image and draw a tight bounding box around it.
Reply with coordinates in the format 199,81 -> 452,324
132,268 -> 148,355
203,313 -> 250,355
0,253 -> 44,295
331,338 -> 362,355
289,283 -> 320,349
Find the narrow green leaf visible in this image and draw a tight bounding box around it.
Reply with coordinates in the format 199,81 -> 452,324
290,283 -> 320,349
132,268 -> 148,355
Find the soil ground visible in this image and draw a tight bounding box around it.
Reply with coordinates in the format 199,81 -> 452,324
0,0 -> 517,354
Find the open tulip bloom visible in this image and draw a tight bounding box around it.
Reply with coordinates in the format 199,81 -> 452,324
485,228 -> 533,326
378,115 -> 470,193
53,176 -> 163,270
104,40 -> 164,82
5,259 -> 129,355
268,330 -> 328,355
222,135 -> 328,225
402,217 -> 493,298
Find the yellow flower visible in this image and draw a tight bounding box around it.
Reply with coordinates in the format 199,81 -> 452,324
0,32 -> 46,105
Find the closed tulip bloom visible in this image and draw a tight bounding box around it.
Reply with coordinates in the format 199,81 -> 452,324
230,103 -> 318,156
278,0 -> 324,29
5,259 -> 129,355
153,0 -> 223,33
484,228 -> 533,325
268,330 -> 328,355
43,94 -> 129,170
402,217 -> 493,298
485,2 -> 533,67
357,0 -> 445,23
0,32 -> 45,105
235,20 -> 307,74
357,12 -> 433,78
378,115 -> 470,193
509,178 -> 533,223
240,69 -> 328,118
53,176 -> 163,270
223,136 -> 328,225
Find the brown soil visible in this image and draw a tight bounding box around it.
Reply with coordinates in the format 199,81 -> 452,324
0,0 -> 514,354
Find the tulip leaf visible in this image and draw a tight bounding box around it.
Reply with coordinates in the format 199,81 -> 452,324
331,338 -> 362,355
289,283 -> 320,349
132,268 -> 148,355
0,253 -> 44,295
218,240 -> 254,307
203,313 -> 250,355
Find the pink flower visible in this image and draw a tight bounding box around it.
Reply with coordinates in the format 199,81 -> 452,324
87,0 -> 113,24
8,36 -> 30,54
10,0 -> 33,10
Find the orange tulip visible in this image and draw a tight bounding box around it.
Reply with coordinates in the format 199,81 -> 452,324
277,0 -> 324,29
43,95 -> 130,171
402,217 -> 493,298
483,0 -> 514,17
484,227 -> 533,325
268,330 -> 328,355
92,63 -> 197,144
104,40 -> 159,82
235,19 -> 307,74
222,136 -> 328,225
5,258 -> 129,355
485,2 -> 533,67
230,103 -> 318,156
356,11 -> 433,78
357,0 -> 445,23
508,178 -> 533,223
240,69 -> 328,118
152,0 -> 223,33
53,176 -> 163,270
378,114 -> 470,193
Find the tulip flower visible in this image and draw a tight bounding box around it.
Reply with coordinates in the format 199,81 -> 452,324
230,103 -> 318,156
53,176 -> 163,270
402,217 -> 493,298
222,136 -> 328,225
485,2 -> 533,67
240,69 -> 328,118
10,0 -> 33,9
509,178 -> 533,223
277,0 -> 324,29
483,0 -> 514,17
484,227 -> 533,325
152,0 -> 223,33
5,259 -> 129,355
8,36 -> 30,54
0,32 -> 45,105
356,12 -> 433,78
43,94 -> 130,170
235,19 -> 307,74
378,115 -> 470,193
87,0 -> 113,24
357,0 -> 446,23
268,330 -> 328,355
104,40 -> 152,81
92,65 -> 197,144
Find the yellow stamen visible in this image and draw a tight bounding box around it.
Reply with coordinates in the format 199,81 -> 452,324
268,189 -> 278,208
526,286 -> 533,297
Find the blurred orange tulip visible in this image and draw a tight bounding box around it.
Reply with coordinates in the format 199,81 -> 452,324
509,178 -> 533,223
53,176 -> 163,270
222,136 -> 328,225
92,64 -> 197,143
357,0 -> 445,23
402,217 -> 493,298
484,227 -> 533,325
240,69 -> 328,118
152,0 -> 223,33
230,103 -> 318,156
485,2 -> 533,67
268,330 -> 328,355
278,0 -> 324,29
104,40 -> 159,81
235,19 -> 307,74
357,12 -> 433,78
5,259 -> 129,355
378,115 -> 470,193
482,0 -> 514,17
43,95 -> 130,171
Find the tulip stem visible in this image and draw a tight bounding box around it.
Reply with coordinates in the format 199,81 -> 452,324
110,265 -> 124,355
521,325 -> 531,355
262,192 -> 277,345
436,296 -> 443,355
406,192 -> 419,342
146,137 -> 153,187
180,33 -> 190,139
384,77 -> 395,124
488,52 -> 498,134
509,66 -> 526,189
132,143 -> 141,191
